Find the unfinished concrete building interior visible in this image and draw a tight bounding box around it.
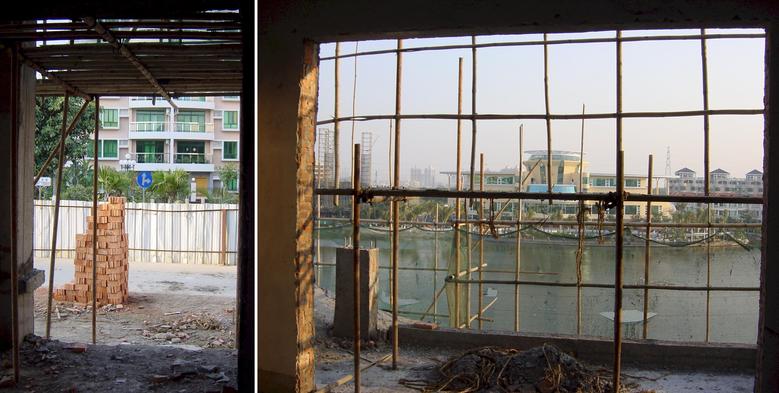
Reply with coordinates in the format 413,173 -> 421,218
260,1 -> 779,393
0,1 -> 254,392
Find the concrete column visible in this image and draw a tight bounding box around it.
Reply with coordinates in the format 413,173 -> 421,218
259,36 -> 318,391
333,248 -> 379,340
0,48 -> 37,349
757,22 -> 779,393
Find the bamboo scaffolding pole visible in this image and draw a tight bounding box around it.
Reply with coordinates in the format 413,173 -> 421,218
350,42 -> 359,193
315,354 -> 392,393
315,188 -> 762,205
10,43 -> 20,384
613,29 -> 624,390
33,98 -> 92,186
576,104 -> 586,336
315,108 -> 763,126
318,33 -> 765,61
15,51 -> 91,100
433,204 -> 439,324
700,28 -> 713,343
515,125 -> 523,332
45,92 -> 69,339
82,17 -> 178,108
478,154 -> 484,329
391,38 -> 402,369
333,42 -> 341,207
454,57 -> 463,328
643,155 -> 653,339
469,36 -> 478,209
92,96 -> 99,344
352,144 -> 362,393
543,33 -> 553,201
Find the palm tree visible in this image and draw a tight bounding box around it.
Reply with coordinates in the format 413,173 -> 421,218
98,167 -> 130,198
151,169 -> 190,202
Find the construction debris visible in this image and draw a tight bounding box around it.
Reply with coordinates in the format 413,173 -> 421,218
54,196 -> 129,306
400,345 -> 631,393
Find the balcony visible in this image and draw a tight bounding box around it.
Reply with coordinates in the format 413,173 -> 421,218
128,96 -> 214,110
128,152 -> 214,172
129,121 -> 214,140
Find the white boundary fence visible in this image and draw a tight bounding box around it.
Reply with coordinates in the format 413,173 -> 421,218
34,199 -> 239,265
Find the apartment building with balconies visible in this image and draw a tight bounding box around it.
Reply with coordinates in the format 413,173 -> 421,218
91,96 -> 241,195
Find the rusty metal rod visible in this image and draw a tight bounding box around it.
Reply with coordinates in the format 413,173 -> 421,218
352,143 -> 361,393
45,92 -> 69,339
454,57 -> 463,329
92,96 -> 99,344
543,33 -> 553,200
318,216 -> 763,228
478,153 -> 484,330
333,42 -> 341,207
10,43 -> 20,384
469,36 -> 477,210
515,125 -> 523,332
33,98 -> 92,187
643,154 -> 653,339
314,354 -> 392,393
391,38 -> 402,369
444,277 -> 758,291
701,28 -> 713,344
318,33 -> 765,60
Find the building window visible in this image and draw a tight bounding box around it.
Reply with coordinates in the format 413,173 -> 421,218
625,205 -> 639,215
223,96 -> 240,101
625,179 -> 640,188
175,141 -> 207,163
136,140 -> 165,163
135,109 -> 166,131
223,111 -> 239,130
557,164 -> 564,184
593,178 -> 616,187
87,140 -> 119,159
226,177 -> 238,192
176,110 -> 206,132
100,108 -> 119,129
223,141 -> 238,160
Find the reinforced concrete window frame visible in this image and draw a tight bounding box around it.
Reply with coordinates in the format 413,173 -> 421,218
223,110 -> 240,131
223,140 -> 239,161
99,107 -> 119,129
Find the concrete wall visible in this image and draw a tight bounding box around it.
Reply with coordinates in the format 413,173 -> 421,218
0,49 -> 36,349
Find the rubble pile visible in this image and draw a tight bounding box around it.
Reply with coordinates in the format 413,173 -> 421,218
401,345 -> 627,393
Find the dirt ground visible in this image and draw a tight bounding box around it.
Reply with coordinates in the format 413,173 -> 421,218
32,288 -> 236,349
0,260 -> 238,392
313,287 -> 755,393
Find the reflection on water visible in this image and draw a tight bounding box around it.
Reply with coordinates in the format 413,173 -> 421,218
314,226 -> 760,344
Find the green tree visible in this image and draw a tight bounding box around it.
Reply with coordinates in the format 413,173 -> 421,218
218,164 -> 239,193
35,97 -> 96,180
151,169 -> 190,202
98,167 -> 130,198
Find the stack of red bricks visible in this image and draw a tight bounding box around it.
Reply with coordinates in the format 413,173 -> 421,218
54,196 -> 129,306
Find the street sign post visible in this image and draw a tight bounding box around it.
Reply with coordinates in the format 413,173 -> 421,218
136,171 -> 153,203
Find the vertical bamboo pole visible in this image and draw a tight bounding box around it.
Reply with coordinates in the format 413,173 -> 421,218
391,38 -> 402,369
433,204 -> 438,324
700,27 -> 713,343
613,29 -> 624,391
92,96 -> 99,344
543,33 -> 553,202
643,155 -> 653,339
514,125 -> 523,332
478,154 -> 484,329
576,104 -> 586,336
466,37 -> 477,329
454,57 -> 463,328
10,44 -> 20,384
45,92 -> 69,339
333,42 -> 341,206
352,144 -> 361,393
350,42 -> 359,193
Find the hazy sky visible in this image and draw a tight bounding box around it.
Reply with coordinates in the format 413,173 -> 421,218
315,28 -> 765,185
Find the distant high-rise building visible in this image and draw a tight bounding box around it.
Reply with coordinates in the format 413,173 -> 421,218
360,131 -> 373,187
315,128 -> 335,188
410,166 -> 437,188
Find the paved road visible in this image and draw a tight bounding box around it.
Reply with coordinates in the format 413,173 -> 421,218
35,258 -> 237,297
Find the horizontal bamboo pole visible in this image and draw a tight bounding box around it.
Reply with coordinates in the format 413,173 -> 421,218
315,216 -> 763,228
316,109 -> 763,125
314,188 -> 763,205
319,33 -> 765,61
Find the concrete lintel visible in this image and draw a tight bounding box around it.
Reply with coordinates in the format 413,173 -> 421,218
399,325 -> 757,371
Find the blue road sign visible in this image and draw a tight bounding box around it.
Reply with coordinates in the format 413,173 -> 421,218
136,171 -> 153,189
